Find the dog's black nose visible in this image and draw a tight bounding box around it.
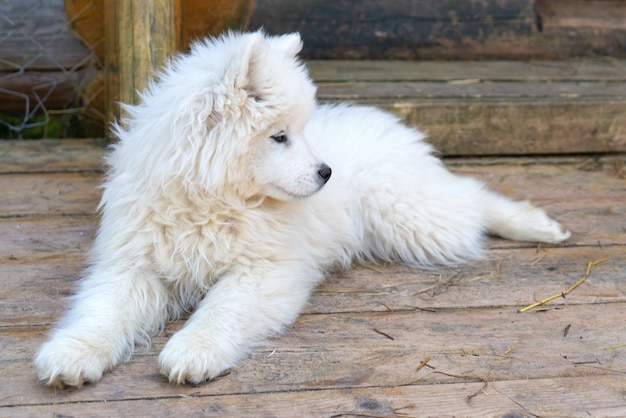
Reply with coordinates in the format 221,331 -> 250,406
317,164 -> 332,184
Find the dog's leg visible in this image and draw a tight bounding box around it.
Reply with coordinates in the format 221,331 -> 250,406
158,265 -> 319,384
483,191 -> 570,243
34,263 -> 169,388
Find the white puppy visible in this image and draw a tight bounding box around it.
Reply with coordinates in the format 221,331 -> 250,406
35,31 -> 570,388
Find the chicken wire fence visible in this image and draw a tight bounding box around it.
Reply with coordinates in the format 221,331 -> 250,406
0,0 -> 103,139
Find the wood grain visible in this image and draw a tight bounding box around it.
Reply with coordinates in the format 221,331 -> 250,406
104,0 -> 180,124
0,173 -> 100,216
0,139 -> 106,174
308,59 -> 626,83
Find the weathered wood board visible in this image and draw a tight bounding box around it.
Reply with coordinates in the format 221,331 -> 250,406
1,375 -> 625,417
307,59 -> 626,82
250,0 -> 626,60
2,304 -> 625,409
0,138 -> 107,173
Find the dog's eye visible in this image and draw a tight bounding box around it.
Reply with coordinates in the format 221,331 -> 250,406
270,131 -> 288,144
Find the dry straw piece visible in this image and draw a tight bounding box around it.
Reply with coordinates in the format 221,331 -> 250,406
415,357 -> 431,372
605,343 -> 626,350
519,259 -> 608,313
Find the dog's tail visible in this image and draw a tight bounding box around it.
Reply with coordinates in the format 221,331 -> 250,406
483,192 -> 571,244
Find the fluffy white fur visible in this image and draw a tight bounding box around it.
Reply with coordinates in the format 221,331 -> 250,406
35,31 -> 570,388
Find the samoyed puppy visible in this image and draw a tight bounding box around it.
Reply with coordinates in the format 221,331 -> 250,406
35,31 -> 570,388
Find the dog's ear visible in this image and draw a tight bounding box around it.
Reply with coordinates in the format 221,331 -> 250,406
271,32 -> 303,57
232,32 -> 303,95
234,31 -> 264,90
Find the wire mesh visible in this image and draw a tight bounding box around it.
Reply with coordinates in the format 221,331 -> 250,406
0,0 -> 102,139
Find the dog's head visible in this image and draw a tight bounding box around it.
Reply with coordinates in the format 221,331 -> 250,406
233,32 -> 332,201
115,31 -> 331,203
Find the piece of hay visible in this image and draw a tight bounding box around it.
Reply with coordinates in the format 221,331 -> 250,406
411,272 -> 460,296
530,252 -> 547,266
503,346 -> 516,355
519,259 -> 608,313
456,259 -> 502,286
415,357 -> 431,372
380,302 -> 394,311
411,259 -> 502,297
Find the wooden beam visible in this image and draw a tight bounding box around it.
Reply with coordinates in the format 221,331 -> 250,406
104,0 -> 181,131
249,0 -> 626,60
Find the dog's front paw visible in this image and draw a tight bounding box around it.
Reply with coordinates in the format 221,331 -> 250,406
34,333 -> 116,389
158,329 -> 238,385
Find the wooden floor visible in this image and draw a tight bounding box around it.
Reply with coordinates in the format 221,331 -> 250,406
1,60 -> 626,417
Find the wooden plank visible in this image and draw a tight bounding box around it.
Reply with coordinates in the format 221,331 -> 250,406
318,81 -> 626,101
0,257 -> 85,327
249,0 -> 540,60
536,0 -> 626,58
2,243 -> 624,325
308,59 -> 626,83
313,245 -> 626,313
2,375 -> 625,417
537,0 -> 626,30
2,303 -> 625,407
249,0 -> 626,60
0,173 -> 100,217
0,139 -> 106,174
389,101 -> 626,156
0,217 -> 95,260
447,155 -> 626,201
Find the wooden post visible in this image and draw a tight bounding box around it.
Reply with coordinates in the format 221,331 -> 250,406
104,0 -> 182,133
